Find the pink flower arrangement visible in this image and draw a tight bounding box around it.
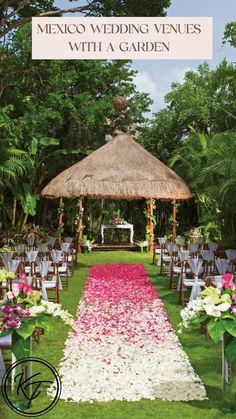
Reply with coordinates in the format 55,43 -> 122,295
221,273 -> 235,289
108,214 -> 127,225
18,281 -> 33,295
0,282 -> 73,337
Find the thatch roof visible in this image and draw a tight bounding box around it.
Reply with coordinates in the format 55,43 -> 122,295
41,133 -> 191,200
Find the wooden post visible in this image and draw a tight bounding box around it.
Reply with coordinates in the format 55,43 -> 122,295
147,199 -> 154,254
77,197 -> 84,254
172,199 -> 177,237
58,197 -> 63,227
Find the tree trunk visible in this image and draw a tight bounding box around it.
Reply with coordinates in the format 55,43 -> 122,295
12,198 -> 17,226
146,199 -> 154,254
58,197 -> 64,227
22,213 -> 28,226
41,199 -> 48,228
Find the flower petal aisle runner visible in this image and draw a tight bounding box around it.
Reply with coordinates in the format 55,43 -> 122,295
49,264 -> 207,402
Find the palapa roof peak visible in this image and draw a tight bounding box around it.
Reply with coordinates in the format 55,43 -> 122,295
41,133 -> 191,200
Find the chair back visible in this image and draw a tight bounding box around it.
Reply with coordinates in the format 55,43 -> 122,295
225,249 -> 236,261
188,258 -> 203,278
47,236 -> 56,249
208,242 -> 218,252
51,250 -> 63,263
4,260 -> 20,274
26,251 -> 39,263
60,242 -> 71,253
215,258 -> 230,275
37,261 -> 52,279
178,250 -> 190,262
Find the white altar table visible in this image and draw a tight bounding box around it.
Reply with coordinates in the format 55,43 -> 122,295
101,224 -> 134,244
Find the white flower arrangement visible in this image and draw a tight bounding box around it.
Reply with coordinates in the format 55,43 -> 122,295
179,274 -> 236,366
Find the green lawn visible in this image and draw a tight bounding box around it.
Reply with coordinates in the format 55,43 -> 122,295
0,251 -> 234,419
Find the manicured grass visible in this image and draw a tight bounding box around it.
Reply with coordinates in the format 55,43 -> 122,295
0,251 -> 234,419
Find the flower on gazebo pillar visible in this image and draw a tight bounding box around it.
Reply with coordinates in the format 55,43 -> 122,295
75,197 -> 84,253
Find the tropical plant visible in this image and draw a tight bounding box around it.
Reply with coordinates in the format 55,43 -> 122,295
0,109 -> 26,188
169,130 -> 236,245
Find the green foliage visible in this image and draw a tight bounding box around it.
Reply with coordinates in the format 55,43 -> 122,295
16,322 -> 36,340
207,318 -> 226,344
0,0 -> 56,38
12,331 -> 31,359
223,21 -> 236,47
141,61 -> 236,166
198,219 -> 222,242
20,183 -> 37,216
225,337 -> 236,364
87,0 -> 171,17
0,109 -> 27,188
0,0 -> 171,38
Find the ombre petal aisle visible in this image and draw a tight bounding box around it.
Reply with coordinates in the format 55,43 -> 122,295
49,264 -> 207,402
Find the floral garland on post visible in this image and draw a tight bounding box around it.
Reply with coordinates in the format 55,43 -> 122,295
75,198 -> 85,252
57,200 -> 65,237
74,212 -> 84,232
57,201 -> 64,222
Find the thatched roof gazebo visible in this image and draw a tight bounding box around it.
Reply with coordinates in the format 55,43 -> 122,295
42,133 -> 191,251
42,133 -> 190,200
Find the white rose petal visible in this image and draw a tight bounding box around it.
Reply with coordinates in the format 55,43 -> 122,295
205,304 -> 221,318
218,302 -> 231,312
29,305 -> 46,316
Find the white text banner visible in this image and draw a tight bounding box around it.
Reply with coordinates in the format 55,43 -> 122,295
32,17 -> 213,60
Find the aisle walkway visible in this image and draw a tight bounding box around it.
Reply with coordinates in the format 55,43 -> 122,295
49,264 -> 206,402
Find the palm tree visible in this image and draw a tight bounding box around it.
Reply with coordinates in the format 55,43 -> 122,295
202,132 -> 236,243
169,129 -> 236,244
169,128 -> 212,189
